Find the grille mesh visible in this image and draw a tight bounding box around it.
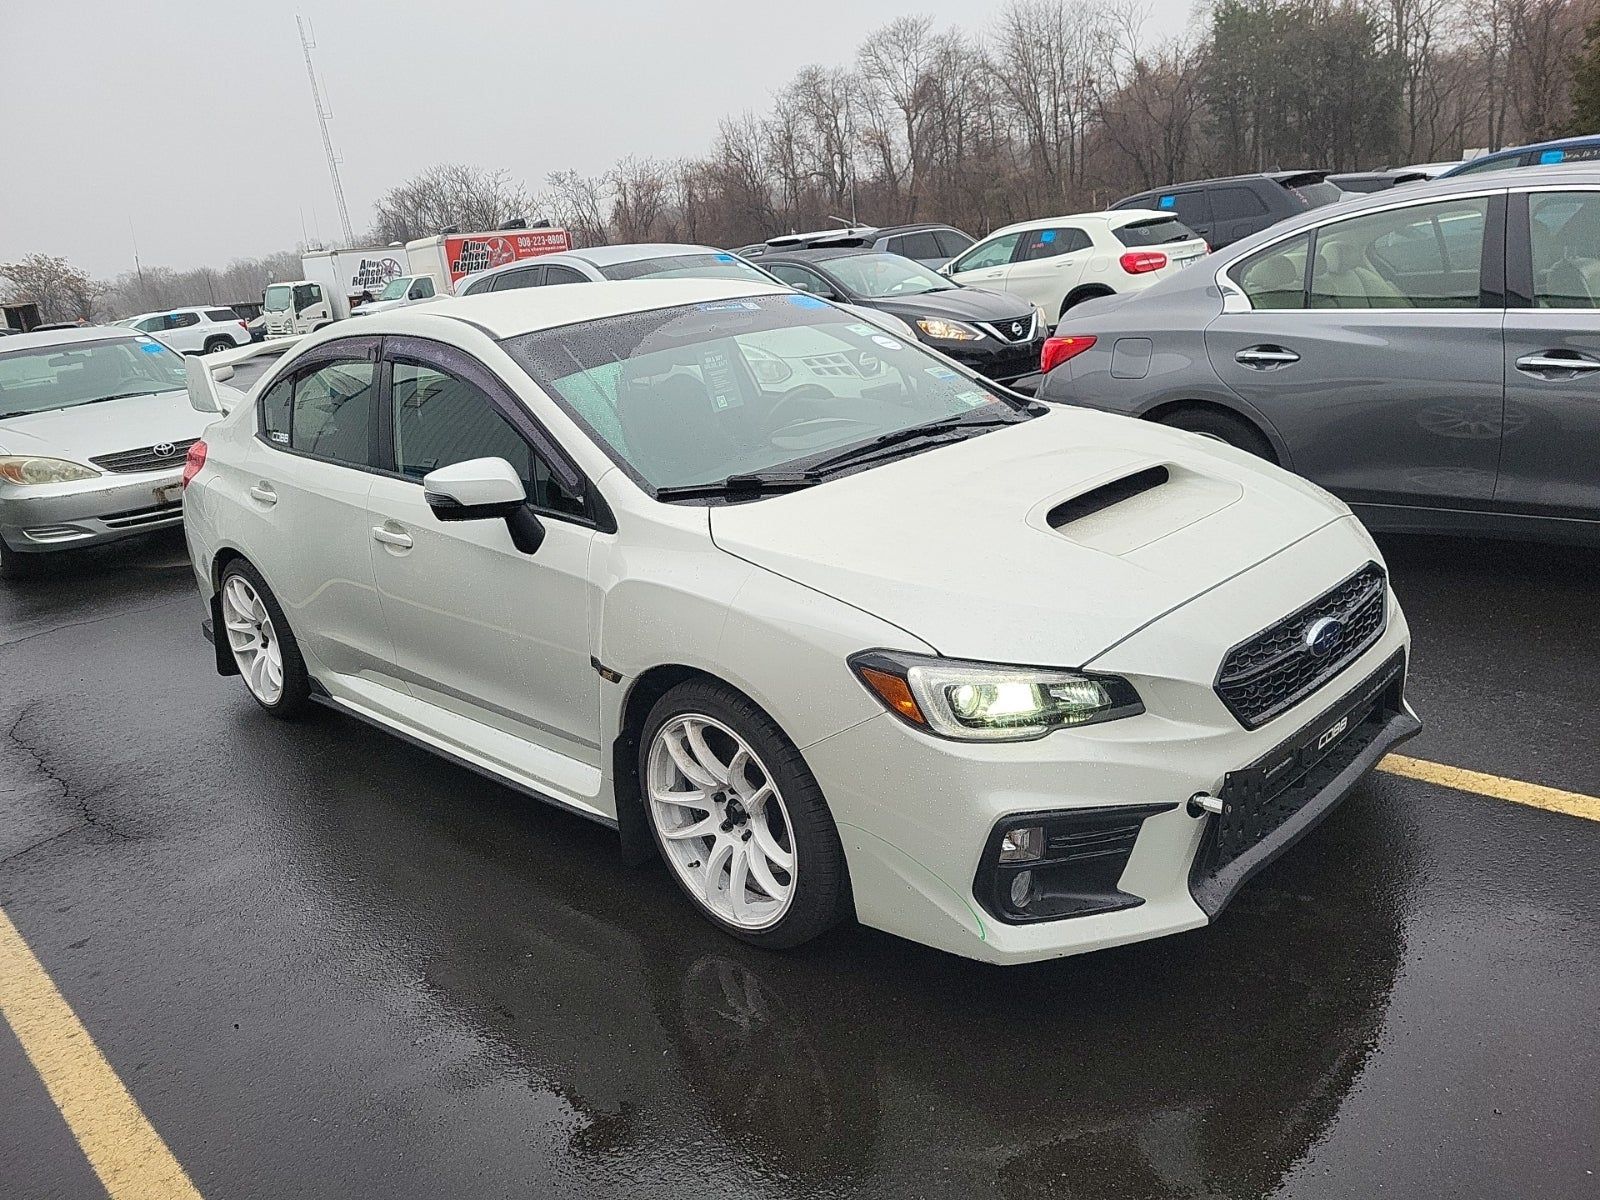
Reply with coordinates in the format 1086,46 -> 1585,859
89,439 -> 198,474
1215,564 -> 1387,728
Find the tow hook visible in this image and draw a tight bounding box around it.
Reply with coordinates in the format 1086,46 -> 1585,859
1187,792 -> 1224,818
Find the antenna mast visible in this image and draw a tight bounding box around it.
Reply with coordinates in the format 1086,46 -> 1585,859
297,15 -> 353,245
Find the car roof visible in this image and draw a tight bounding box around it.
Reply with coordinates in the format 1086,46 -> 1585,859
752,245 -> 891,266
561,243 -> 736,267
1124,170 -> 1328,196
985,209 -> 1166,238
1490,133 -> 1600,156
0,326 -> 143,354
338,278 -> 793,340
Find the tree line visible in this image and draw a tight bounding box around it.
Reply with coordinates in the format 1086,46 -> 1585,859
7,0 -> 1598,323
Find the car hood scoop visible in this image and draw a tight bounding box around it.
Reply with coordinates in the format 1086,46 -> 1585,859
709,408 -> 1346,664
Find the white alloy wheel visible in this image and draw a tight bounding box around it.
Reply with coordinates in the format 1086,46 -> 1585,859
222,573 -> 284,705
647,714 -> 797,931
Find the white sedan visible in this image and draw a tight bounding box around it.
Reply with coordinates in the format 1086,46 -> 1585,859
945,210 -> 1209,322
180,281 -> 1419,964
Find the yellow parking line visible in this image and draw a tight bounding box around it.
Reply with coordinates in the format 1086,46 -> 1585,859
1380,754 -> 1600,824
0,907 -> 203,1200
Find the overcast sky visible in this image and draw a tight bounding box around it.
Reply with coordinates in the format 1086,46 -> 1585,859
1,0 -> 1195,280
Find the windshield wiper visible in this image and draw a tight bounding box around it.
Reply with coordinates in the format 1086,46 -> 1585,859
653,471 -> 823,502
804,413 -> 1019,476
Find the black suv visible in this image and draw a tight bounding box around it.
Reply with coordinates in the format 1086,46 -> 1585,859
739,223 -> 974,268
1111,172 -> 1343,249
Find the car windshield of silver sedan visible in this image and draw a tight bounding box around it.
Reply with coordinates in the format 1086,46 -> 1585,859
598,253 -> 773,283
0,337 -> 188,419
824,252 -> 956,298
505,294 -> 1033,495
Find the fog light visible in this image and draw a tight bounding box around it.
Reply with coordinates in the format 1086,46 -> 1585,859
999,825 -> 1044,863
1009,870 -> 1034,908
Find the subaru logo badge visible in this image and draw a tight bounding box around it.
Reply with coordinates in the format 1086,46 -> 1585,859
153,442 -> 177,457
1303,616 -> 1344,657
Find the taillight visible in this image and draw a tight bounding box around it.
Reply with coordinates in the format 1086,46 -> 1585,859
181,440 -> 207,489
1119,251 -> 1168,274
1041,335 -> 1097,375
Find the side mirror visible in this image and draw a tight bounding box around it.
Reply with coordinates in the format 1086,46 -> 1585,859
422,457 -> 544,554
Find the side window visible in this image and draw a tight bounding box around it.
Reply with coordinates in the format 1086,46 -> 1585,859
135,316 -> 163,333
1529,191 -> 1600,307
293,284 -> 321,311
390,360 -> 586,517
260,375 -> 293,445
490,266 -> 541,291
462,274 -> 496,296
890,231 -> 942,261
409,277 -> 435,299
1232,233 -> 1310,310
1315,198 -> 1487,308
951,232 -> 1021,272
1017,227 -> 1091,260
542,265 -> 588,286
290,358 -> 378,467
1163,191 -> 1212,230
935,228 -> 975,258
205,308 -> 238,323
1210,187 -> 1270,221
170,312 -> 201,329
1452,154 -> 1514,177
1542,144 -> 1600,165
766,263 -> 836,297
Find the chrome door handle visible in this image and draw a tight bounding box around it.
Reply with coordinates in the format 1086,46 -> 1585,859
371,526 -> 412,549
1235,345 -> 1300,367
1515,351 -> 1600,375
247,483 -> 277,505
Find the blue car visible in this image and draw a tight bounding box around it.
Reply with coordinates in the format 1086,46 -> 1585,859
1440,133 -> 1600,178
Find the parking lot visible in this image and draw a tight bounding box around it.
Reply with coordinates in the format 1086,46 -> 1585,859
2,398 -> 1597,1199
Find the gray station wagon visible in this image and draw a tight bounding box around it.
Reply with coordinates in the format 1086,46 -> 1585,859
1044,166 -> 1600,546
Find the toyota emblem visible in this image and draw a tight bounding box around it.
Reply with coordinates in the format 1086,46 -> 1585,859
153,442 -> 178,457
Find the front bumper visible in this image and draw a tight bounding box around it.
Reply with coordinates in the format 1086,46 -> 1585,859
0,468 -> 185,553
932,336 -> 1047,387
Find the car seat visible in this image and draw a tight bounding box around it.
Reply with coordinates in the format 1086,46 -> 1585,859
1311,241 -> 1408,308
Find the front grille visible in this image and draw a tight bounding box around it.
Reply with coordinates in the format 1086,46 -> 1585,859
978,313 -> 1039,343
954,342 -> 1040,382
1190,652 -> 1407,913
89,439 -> 198,474
103,500 -> 183,528
1215,563 -> 1387,728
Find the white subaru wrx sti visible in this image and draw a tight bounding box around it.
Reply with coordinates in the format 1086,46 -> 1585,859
181,280 -> 1419,965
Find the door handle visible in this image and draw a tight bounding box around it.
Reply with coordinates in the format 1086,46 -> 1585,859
1515,351 -> 1600,376
371,525 -> 413,549
247,483 -> 277,505
1235,345 -> 1300,368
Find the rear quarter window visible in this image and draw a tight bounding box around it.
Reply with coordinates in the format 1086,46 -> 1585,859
1115,218 -> 1199,247
205,309 -> 238,322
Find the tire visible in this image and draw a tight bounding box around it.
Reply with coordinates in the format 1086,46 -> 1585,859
217,559 -> 312,718
639,679 -> 849,950
1155,406 -> 1276,461
0,541 -> 41,581
1060,287 -> 1112,317
202,336 -> 233,355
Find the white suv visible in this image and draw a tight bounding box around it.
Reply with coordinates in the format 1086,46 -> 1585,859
946,210 -> 1208,322
124,306 -> 251,355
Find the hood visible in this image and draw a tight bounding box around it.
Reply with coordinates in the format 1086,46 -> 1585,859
709,407 -> 1348,665
866,286 -> 1034,327
0,388 -> 216,461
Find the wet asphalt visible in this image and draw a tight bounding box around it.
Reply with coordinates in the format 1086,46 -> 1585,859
1,499 -> 1598,1197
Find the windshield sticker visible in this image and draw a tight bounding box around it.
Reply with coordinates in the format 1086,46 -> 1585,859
786,294 -> 828,308
1039,230 -> 1056,243
1539,149 -> 1566,164
955,390 -> 988,408
845,322 -> 876,336
698,347 -> 743,411
1159,195 -> 1176,209
714,253 -> 736,262
925,366 -> 958,380
870,335 -> 902,351
139,342 -> 165,354
695,300 -> 761,313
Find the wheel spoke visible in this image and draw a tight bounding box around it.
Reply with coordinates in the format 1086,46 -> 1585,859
749,800 -> 794,871
650,785 -> 712,810
728,848 -> 753,923
684,722 -> 731,785
702,839 -> 735,906
665,729 -> 720,789
661,813 -> 719,841
744,839 -> 787,899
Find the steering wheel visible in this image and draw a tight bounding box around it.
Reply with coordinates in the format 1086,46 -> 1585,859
764,385 -> 836,432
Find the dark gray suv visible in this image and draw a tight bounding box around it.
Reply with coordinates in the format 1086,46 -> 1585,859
1112,172 -> 1344,249
1044,166 -> 1600,545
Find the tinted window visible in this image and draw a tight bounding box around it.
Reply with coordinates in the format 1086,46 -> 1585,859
1450,153 -> 1519,177
460,273 -> 498,296
168,312 -> 201,329
490,266 -> 540,291
951,232 -> 1021,272
1533,145 -> 1600,165
542,265 -> 588,286
260,376 -> 292,445
888,231 -> 942,261
288,358 -> 377,466
1115,218 -> 1200,247
1287,181 -> 1345,209
205,309 -> 238,322
1017,227 -> 1092,260
409,278 -> 435,299
765,263 -> 836,296
1314,198 -> 1487,308
293,284 -> 320,311
935,229 -> 975,257
1210,187 -> 1269,221
1232,233 -> 1309,310
390,360 -> 584,516
1161,191 -> 1212,229
1529,191 -> 1600,307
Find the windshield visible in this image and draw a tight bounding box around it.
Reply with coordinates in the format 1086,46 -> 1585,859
263,285 -> 292,312
599,253 -> 775,283
377,277 -> 412,301
503,294 -> 1030,492
1115,217 -> 1200,247
0,336 -> 189,419
823,253 -> 953,298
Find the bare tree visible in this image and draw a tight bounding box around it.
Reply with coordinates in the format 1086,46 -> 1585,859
541,170 -> 609,248
370,163 -> 533,244
0,253 -> 102,323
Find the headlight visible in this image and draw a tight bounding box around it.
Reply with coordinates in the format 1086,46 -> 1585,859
0,456 -> 102,485
849,650 -> 1143,741
914,317 -> 983,342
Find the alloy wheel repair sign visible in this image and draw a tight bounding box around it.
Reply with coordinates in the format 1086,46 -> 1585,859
445,230 -> 571,283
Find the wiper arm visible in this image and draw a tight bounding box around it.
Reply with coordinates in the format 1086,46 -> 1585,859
653,471 -> 822,502
806,414 -> 1018,475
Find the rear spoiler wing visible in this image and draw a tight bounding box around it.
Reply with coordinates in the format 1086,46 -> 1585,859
186,336 -> 304,414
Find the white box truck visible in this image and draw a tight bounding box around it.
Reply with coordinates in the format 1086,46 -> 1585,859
406,227 -> 571,295
303,246 -> 409,306
261,279 -> 348,337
